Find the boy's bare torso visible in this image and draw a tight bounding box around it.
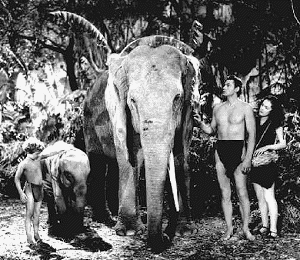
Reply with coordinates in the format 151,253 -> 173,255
21,157 -> 43,185
214,101 -> 248,140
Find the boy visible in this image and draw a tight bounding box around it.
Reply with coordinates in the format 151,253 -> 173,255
14,137 -> 54,250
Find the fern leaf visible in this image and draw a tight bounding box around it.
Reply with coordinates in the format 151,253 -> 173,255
50,11 -> 111,52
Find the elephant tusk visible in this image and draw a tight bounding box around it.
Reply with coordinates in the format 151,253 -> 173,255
168,152 -> 179,212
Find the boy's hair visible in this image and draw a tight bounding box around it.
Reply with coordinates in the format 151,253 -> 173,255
226,75 -> 242,96
22,137 -> 45,154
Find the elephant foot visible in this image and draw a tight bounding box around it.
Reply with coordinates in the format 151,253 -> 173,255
135,218 -> 146,235
114,217 -> 145,236
148,233 -> 172,254
48,224 -> 63,238
113,221 -> 127,236
92,210 -> 117,227
175,220 -> 199,236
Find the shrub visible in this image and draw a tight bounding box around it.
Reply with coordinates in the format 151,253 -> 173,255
0,141 -> 26,197
189,130 -> 222,218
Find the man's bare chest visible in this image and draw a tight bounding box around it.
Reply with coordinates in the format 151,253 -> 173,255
216,108 -> 245,125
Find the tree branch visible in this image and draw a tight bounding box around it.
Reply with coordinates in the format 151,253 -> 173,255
290,0 -> 300,26
16,33 -> 66,54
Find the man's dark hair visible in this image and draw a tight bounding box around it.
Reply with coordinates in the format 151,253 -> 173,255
226,75 -> 242,96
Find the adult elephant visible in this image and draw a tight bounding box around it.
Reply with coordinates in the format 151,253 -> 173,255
83,68 -> 119,226
40,141 -> 90,238
84,35 -> 201,253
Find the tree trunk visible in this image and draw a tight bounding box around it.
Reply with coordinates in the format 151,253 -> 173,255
64,35 -> 78,91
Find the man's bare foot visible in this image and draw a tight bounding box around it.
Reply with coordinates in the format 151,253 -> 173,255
222,228 -> 234,241
244,229 -> 255,241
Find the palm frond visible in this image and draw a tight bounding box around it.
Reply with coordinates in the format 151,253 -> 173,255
50,11 -> 111,53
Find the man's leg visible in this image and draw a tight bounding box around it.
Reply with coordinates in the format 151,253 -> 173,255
215,153 -> 233,240
253,183 -> 269,231
234,167 -> 255,241
33,201 -> 42,242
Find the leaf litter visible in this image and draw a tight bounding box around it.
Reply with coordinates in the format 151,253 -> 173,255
0,198 -> 300,259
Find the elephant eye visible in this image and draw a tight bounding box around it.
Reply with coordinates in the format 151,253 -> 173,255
174,94 -> 182,103
64,172 -> 74,182
173,94 -> 182,109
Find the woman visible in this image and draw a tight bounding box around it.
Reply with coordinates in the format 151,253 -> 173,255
251,95 -> 286,239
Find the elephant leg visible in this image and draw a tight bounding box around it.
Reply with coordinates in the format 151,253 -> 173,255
43,179 -> 60,236
44,193 -> 59,236
87,153 -> 115,226
106,158 -> 119,216
59,208 -> 85,238
114,161 -> 139,236
178,162 -> 192,220
175,159 -> 198,236
114,133 -> 144,236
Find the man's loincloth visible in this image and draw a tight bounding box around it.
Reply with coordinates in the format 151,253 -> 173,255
25,182 -> 44,202
216,140 -> 244,179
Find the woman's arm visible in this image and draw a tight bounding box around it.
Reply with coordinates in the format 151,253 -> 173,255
264,126 -> 286,151
254,126 -> 286,155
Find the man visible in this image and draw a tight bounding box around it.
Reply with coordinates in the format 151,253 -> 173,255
194,75 -> 256,241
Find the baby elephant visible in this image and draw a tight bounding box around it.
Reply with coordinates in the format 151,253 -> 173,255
40,141 -> 90,238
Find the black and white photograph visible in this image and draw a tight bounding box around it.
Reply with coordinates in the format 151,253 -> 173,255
0,0 -> 300,259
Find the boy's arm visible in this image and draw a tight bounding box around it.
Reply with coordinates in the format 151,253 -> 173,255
14,163 -> 27,202
39,149 -> 66,160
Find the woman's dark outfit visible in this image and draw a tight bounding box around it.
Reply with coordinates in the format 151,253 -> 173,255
251,118 -> 278,189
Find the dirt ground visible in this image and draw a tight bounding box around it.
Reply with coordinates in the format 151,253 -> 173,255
1,197 -> 300,260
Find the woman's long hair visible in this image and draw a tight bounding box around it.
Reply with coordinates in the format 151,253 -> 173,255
259,95 -> 285,128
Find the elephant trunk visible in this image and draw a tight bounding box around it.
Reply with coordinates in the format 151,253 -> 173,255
73,184 -> 87,225
143,143 -> 171,250
75,196 -> 85,217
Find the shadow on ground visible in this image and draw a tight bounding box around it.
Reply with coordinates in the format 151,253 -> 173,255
25,226 -> 112,260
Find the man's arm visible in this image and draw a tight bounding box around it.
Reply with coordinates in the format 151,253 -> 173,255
194,107 -> 217,135
244,104 -> 256,162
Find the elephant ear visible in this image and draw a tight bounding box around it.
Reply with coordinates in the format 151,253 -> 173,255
106,53 -> 130,161
186,55 -> 201,107
181,54 -> 201,169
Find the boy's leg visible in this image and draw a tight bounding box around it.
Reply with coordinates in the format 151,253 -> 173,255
234,166 -> 255,241
33,201 -> 42,242
25,186 -> 35,244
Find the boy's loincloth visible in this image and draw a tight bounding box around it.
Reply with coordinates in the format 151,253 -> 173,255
24,182 -> 44,202
216,140 -> 244,179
